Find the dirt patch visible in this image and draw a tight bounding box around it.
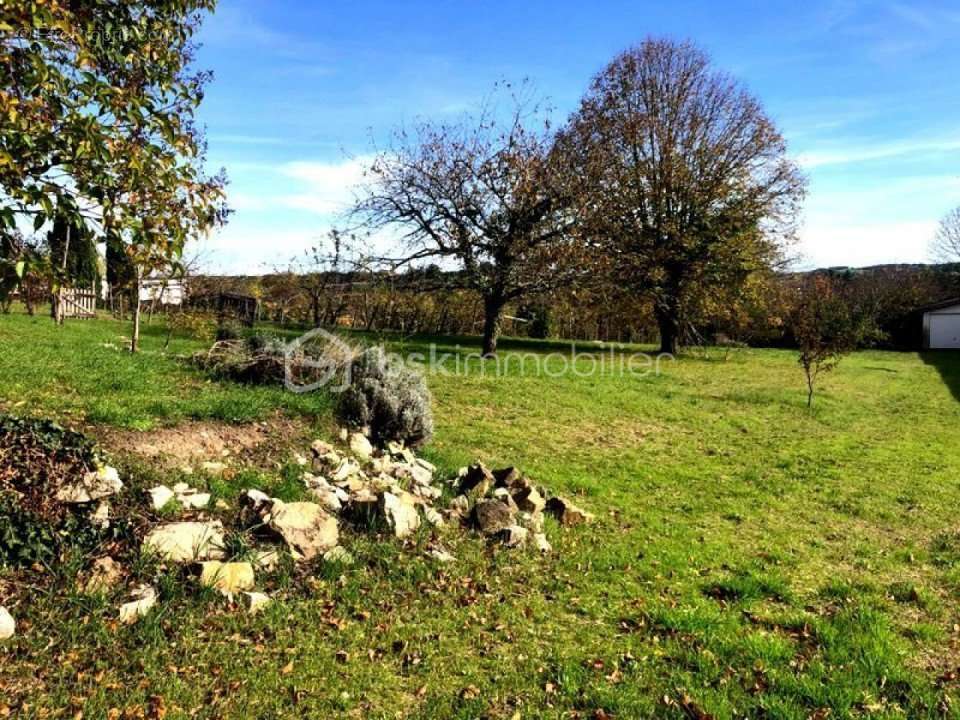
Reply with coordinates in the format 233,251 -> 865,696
101,414 -> 312,468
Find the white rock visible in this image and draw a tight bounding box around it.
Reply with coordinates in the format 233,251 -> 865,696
245,489 -> 272,509
91,501 -> 110,529
179,492 -> 211,509
0,607 -> 15,639
332,458 -> 362,482
118,585 -> 157,624
380,491 -> 421,539
386,440 -> 405,456
492,487 -> 519,513
241,591 -> 271,614
201,461 -> 227,476
143,521 -> 225,563
316,450 -> 342,469
500,525 -> 529,548
294,453 -> 308,466
423,506 -> 445,527
199,561 -> 255,596
348,432 -> 374,460
83,556 -> 123,594
338,427 -> 349,441
533,533 -> 552,553
408,463 -> 433,486
428,548 -> 456,563
252,549 -> 281,570
413,483 -> 442,501
514,486 -> 546,514
303,472 -> 330,490
148,485 -> 175,510
56,465 -> 123,504
448,494 -> 470,518
544,497 -> 595,526
415,458 -> 437,473
309,487 -> 343,513
266,501 -> 339,560
369,455 -> 394,474
311,439 -> 334,456
519,511 -> 545,534
172,482 -> 191,494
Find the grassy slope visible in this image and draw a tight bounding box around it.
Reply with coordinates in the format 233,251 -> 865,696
0,310 -> 332,428
3,310 -> 960,718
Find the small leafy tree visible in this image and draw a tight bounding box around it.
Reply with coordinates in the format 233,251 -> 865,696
1,2 -> 229,345
792,275 -> 863,408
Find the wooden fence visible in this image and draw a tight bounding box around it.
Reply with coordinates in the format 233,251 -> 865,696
61,287 -> 97,319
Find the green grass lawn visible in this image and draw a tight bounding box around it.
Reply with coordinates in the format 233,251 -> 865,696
4,308 -> 960,718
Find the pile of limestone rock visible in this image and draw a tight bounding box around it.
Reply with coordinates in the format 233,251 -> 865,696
0,430 -> 595,635
129,430 -> 596,624
291,429 -> 595,557
450,462 -> 594,551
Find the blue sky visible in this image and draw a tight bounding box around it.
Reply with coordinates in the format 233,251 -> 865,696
193,0 -> 960,273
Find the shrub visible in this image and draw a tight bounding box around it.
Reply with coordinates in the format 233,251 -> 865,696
336,347 -> 433,448
527,305 -> 552,340
193,332 -> 356,389
216,321 -> 242,342
0,415 -> 113,567
791,275 -> 867,408
193,339 -> 285,385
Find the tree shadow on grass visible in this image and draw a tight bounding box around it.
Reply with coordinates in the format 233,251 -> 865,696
920,351 -> 960,403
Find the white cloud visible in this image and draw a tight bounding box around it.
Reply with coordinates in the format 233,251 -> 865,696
795,171 -> 960,267
276,156 -> 372,216
797,218 -> 939,268
199,227 -> 329,274
220,156 -> 373,217
796,136 -> 960,169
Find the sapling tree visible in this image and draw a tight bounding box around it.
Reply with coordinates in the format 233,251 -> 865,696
792,275 -> 863,408
293,230 -> 369,328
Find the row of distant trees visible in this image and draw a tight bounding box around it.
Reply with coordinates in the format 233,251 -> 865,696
194,259 -> 958,352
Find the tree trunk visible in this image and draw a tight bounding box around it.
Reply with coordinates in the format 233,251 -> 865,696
481,293 -> 506,358
54,223 -> 72,325
655,303 -> 680,355
131,271 -> 142,353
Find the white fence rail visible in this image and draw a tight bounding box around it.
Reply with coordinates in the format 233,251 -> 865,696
62,287 -> 97,319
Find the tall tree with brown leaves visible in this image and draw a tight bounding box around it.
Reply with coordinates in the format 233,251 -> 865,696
562,38 -> 806,354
